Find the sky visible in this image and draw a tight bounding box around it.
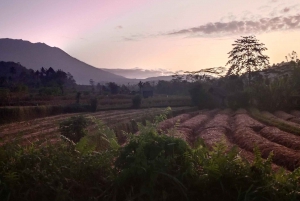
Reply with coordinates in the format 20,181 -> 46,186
1,0 -> 300,75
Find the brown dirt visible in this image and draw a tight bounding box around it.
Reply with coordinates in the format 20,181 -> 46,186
234,108 -> 248,115
157,113 -> 193,132
233,127 -> 300,171
1,107 -> 190,145
262,111 -> 300,129
175,113 -> 210,143
195,112 -> 283,171
291,110 -> 300,118
274,111 -> 300,124
171,127 -> 193,142
259,126 -> 300,150
274,111 -> 295,120
203,113 -> 231,132
179,114 -> 209,131
198,127 -> 230,149
233,113 -> 265,131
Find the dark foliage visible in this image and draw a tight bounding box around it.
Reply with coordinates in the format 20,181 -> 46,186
132,95 -> 142,108
189,82 -> 215,109
0,61 -> 76,94
59,115 -> 89,143
226,36 -> 269,84
90,97 -> 98,112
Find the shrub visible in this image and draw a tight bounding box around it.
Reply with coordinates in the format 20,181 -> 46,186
0,141 -> 114,201
59,115 -> 89,143
132,95 -> 142,108
114,123 -> 193,200
189,82 -> 215,109
227,91 -> 250,109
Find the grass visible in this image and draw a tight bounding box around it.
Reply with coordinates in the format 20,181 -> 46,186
248,107 -> 300,135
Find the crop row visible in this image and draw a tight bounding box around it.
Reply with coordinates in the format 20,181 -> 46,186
0,107 -> 193,145
158,108 -> 300,171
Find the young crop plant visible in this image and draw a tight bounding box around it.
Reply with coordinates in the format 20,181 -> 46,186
59,115 -> 89,143
248,107 -> 300,135
76,116 -> 120,153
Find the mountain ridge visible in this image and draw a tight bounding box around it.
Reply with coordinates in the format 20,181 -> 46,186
0,38 -> 130,84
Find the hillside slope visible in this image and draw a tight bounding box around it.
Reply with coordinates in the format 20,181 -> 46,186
0,38 -> 129,84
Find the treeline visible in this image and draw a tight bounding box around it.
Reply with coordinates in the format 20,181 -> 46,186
0,61 -> 76,95
185,36 -> 300,111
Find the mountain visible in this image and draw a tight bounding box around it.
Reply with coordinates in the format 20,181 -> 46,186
102,67 -> 175,79
0,38 -> 129,84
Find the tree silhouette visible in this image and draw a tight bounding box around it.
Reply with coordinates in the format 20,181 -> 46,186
107,82 -> 119,94
138,81 -> 144,93
226,36 -> 269,84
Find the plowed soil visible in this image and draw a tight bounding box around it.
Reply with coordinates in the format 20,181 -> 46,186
0,107 -> 192,145
3,107 -> 300,172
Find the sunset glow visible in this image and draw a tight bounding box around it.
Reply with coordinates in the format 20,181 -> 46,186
1,0 -> 300,74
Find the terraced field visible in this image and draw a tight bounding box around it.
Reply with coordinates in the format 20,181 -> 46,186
158,108 -> 300,172
3,107 -> 300,172
0,107 -> 193,146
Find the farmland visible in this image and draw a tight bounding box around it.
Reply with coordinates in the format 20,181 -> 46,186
0,106 -> 193,146
2,107 -> 300,200
158,108 -> 300,171
3,107 -> 300,171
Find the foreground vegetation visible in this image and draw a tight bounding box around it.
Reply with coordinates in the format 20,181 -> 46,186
1,112 -> 300,201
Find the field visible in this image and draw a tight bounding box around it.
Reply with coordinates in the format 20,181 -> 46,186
2,107 -> 300,200
156,108 -> 300,171
2,92 -> 191,108
0,106 -> 194,146
2,107 -> 300,172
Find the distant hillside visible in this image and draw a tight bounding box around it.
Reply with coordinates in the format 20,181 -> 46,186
102,67 -> 174,79
0,61 -> 30,77
0,38 -> 129,84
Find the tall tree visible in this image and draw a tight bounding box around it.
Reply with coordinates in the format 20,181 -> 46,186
107,82 -> 119,94
138,81 -> 144,93
226,36 -> 269,84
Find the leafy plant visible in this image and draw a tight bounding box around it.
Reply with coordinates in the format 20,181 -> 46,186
114,122 -> 193,200
59,115 -> 89,143
76,117 -> 120,153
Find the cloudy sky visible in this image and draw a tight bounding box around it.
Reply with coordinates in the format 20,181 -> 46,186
1,0 -> 300,73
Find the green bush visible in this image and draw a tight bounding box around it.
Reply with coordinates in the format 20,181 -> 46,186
114,129 -> 192,200
59,115 -> 89,143
132,95 -> 142,108
0,141 -> 114,201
